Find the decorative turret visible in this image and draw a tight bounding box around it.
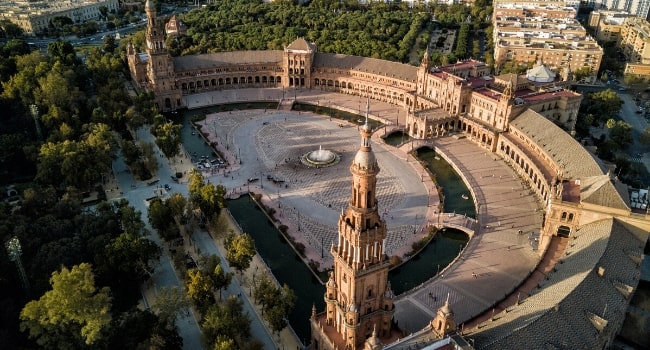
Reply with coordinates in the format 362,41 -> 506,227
364,325 -> 383,350
431,293 -> 457,338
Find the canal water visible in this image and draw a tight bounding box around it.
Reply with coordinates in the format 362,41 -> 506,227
173,103 -> 277,167
227,197 -> 468,343
416,148 -> 476,218
383,131 -> 410,146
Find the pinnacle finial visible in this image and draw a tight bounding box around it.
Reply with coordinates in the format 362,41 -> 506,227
365,97 -> 370,126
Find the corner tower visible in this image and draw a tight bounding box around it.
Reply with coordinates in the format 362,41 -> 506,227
312,100 -> 395,350
144,0 -> 181,111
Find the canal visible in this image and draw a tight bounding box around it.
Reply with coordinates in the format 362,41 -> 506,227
417,148 -> 475,218
227,197 -> 468,343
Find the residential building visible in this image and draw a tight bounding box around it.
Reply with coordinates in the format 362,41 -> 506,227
587,10 -> 630,42
0,0 -> 119,35
583,0 -> 650,19
619,17 -> 650,64
493,2 -> 603,78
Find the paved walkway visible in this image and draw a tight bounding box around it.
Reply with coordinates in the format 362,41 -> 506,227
392,137 -> 543,334
110,127 -> 281,350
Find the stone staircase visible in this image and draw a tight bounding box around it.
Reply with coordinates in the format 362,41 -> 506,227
277,98 -> 294,111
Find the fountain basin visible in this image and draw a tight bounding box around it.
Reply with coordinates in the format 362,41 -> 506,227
301,146 -> 340,167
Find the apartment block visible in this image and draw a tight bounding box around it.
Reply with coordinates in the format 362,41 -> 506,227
0,0 -> 119,35
583,0 -> 650,19
587,10 -> 630,42
618,17 -> 650,64
493,2 -> 603,77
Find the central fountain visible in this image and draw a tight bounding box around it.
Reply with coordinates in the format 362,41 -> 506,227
301,145 -> 340,167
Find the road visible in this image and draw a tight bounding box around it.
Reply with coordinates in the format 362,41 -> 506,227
111,127 -> 278,350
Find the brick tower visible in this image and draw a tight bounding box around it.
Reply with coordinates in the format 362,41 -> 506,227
311,100 -> 395,350
144,0 -> 181,111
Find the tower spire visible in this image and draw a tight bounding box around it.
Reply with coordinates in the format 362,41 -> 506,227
312,88 -> 394,349
365,97 -> 370,127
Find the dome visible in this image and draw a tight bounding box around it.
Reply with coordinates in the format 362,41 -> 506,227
145,0 -> 155,10
326,272 -> 336,288
348,300 -> 358,313
353,149 -> 376,170
526,64 -> 556,83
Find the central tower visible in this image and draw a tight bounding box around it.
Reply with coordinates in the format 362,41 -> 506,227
311,101 -> 394,350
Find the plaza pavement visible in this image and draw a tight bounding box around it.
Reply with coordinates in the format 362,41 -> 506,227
188,88 -> 545,336
108,87 -> 548,348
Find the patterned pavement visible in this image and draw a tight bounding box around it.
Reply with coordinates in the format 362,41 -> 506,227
197,110 -> 431,269
188,88 -> 543,345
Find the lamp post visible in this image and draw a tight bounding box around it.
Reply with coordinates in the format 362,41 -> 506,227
6,236 -> 29,292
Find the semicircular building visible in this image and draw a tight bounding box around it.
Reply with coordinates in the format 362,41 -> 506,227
127,3 -> 650,349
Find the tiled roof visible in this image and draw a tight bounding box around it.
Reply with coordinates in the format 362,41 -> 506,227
173,51 -> 283,71
313,53 -> 418,83
286,37 -> 316,52
470,219 -> 642,350
579,175 -> 630,210
509,109 -> 606,179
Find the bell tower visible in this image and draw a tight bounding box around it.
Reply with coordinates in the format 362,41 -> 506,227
314,100 -> 395,350
144,0 -> 181,111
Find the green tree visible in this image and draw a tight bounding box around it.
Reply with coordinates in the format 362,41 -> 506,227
202,296 -> 250,347
0,19 -> 24,38
581,89 -> 623,124
147,198 -> 176,240
267,284 -> 295,334
609,121 -> 633,149
20,263 -> 112,348
186,269 -> 215,309
212,264 -> 233,301
224,232 -> 256,274
167,193 -> 188,220
151,286 -> 191,326
639,127 -> 650,145
155,121 -> 181,158
96,233 -> 161,289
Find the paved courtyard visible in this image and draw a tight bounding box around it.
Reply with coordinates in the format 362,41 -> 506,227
173,87 -> 546,344
196,110 -> 435,269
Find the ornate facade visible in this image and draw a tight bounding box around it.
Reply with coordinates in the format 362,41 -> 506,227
127,9 -> 650,349
311,105 -> 395,350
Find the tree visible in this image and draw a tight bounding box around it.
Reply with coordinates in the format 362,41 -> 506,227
186,269 -> 214,310
148,198 -> 176,240
202,296 -> 250,347
573,66 -> 591,82
106,309 -> 182,350
581,89 -> 623,124
151,286 -> 191,326
0,19 -> 24,38
155,121 -> 181,158
212,264 -> 233,301
20,263 -> 112,348
609,120 -> 633,149
639,127 -> 650,145
224,233 -> 256,274
96,232 -> 161,289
